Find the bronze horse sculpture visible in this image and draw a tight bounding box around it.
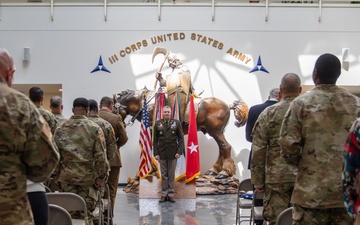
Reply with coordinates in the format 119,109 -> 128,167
115,87 -> 249,179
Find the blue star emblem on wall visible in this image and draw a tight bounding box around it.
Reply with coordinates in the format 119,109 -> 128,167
91,56 -> 111,73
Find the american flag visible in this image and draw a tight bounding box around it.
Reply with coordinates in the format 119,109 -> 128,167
138,95 -> 153,178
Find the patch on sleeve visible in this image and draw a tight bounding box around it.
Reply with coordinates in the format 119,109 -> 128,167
99,132 -> 105,142
42,122 -> 52,140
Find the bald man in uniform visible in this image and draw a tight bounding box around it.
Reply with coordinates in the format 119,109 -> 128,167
0,48 -> 59,225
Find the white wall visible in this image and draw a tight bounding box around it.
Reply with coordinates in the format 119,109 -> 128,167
1,4 -> 360,183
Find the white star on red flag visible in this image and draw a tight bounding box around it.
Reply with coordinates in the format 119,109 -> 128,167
188,142 -> 198,154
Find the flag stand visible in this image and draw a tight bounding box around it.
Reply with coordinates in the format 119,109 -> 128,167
139,176 -> 196,199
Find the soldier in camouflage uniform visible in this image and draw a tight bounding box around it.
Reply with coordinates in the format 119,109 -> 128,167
54,97 -> 109,225
29,86 -> 58,133
279,53 -> 360,225
88,99 -> 117,222
29,87 -> 59,223
50,96 -> 67,125
251,73 -> 301,225
88,99 -> 117,162
0,48 -> 59,225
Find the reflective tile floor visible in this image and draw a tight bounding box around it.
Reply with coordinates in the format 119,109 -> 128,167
113,186 -> 250,225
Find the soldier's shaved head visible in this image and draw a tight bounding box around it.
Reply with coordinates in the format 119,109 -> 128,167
280,73 -> 301,94
88,99 -> 99,111
73,97 -> 88,108
0,48 -> 15,86
72,97 -> 88,116
29,86 -> 44,103
313,53 -> 341,85
0,49 -> 13,72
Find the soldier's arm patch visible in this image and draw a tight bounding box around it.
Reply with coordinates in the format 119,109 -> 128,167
99,132 -> 105,142
42,122 -> 52,140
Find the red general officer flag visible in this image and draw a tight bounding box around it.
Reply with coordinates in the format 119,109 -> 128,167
186,94 -> 200,183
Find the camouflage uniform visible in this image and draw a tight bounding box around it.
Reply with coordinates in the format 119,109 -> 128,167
54,115 -> 109,224
88,115 -> 117,165
53,113 -> 67,125
36,105 -> 58,189
0,77 -> 59,225
279,84 -> 360,225
251,96 -> 297,225
34,104 -> 58,134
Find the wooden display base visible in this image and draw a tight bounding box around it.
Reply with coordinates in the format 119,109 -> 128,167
139,175 -> 196,199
